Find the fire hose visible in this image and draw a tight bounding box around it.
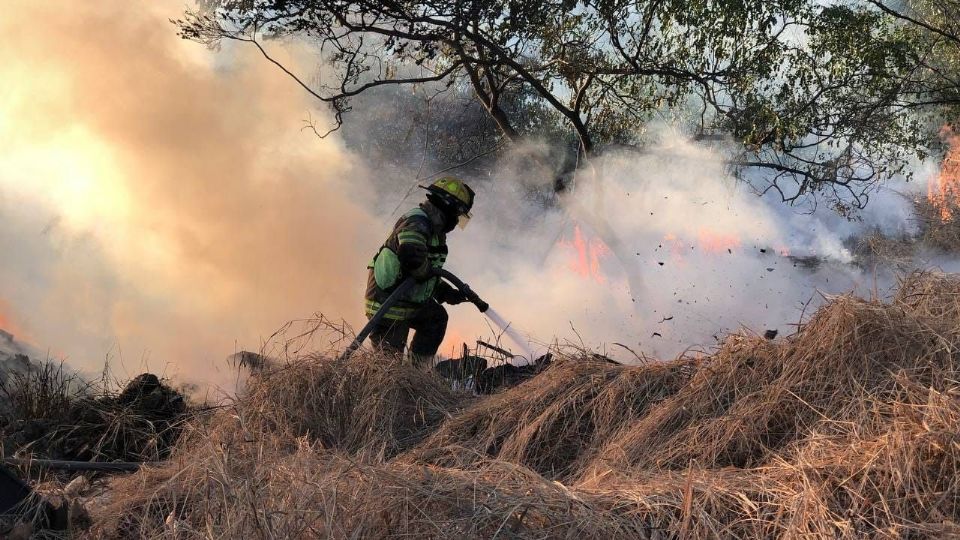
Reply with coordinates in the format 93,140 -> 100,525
3,457 -> 149,472
338,269 -> 487,361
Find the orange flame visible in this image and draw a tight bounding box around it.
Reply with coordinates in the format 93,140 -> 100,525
561,225 -> 610,283
0,301 -> 29,342
928,125 -> 960,222
440,327 -> 470,359
662,233 -> 689,266
662,229 -> 744,261
697,228 -> 742,253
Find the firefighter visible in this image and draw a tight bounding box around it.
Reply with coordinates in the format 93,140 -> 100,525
364,177 -> 475,365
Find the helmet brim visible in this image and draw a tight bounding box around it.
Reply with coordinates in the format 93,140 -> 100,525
421,184 -> 472,217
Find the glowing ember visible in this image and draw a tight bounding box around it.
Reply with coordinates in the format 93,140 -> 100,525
562,225 -> 610,283
697,228 -> 742,253
928,125 -> 960,222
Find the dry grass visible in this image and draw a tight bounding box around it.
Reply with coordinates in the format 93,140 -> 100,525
852,228 -> 917,269
587,292 -> 955,475
81,272 -> 960,539
0,361 -> 77,425
239,350 -> 467,461
408,357 -> 697,481
912,197 -> 960,253
848,197 -> 960,263
1,365 -> 187,463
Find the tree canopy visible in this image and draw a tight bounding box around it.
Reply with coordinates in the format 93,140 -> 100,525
178,0 -> 960,210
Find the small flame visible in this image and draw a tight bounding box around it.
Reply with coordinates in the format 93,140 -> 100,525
928,125 -> 960,222
662,233 -> 689,265
0,302 -> 29,342
697,228 -> 742,253
561,225 -> 610,283
662,229 -> 744,261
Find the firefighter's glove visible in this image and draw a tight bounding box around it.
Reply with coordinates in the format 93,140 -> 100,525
445,291 -> 468,305
436,281 -> 467,305
397,243 -> 428,272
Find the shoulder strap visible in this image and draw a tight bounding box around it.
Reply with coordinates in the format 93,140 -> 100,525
404,207 -> 429,219
399,207 -> 435,236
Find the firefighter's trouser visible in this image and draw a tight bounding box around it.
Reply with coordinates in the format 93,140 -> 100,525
368,299 -> 448,360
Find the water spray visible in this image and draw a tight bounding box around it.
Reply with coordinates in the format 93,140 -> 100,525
482,307 -> 535,362
435,270 -> 535,362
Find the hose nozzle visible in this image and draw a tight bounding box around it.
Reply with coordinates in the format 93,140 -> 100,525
459,283 -> 489,313
437,269 -> 489,313
471,296 -> 489,313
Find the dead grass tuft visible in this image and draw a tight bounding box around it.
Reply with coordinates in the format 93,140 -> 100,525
408,356 -> 696,481
1,365 -> 186,464
913,197 -> 960,252
239,351 -> 467,461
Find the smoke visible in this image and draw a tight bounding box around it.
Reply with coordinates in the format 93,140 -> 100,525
0,1 -> 948,386
0,1 -> 379,385
446,129 -> 932,361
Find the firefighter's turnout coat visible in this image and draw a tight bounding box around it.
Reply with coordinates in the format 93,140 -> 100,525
365,203 -> 448,320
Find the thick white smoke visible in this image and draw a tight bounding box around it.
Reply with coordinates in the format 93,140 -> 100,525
0,1 -> 380,388
446,128 -> 937,361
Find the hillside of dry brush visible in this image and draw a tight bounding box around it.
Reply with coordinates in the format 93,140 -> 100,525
62,271 -> 960,538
